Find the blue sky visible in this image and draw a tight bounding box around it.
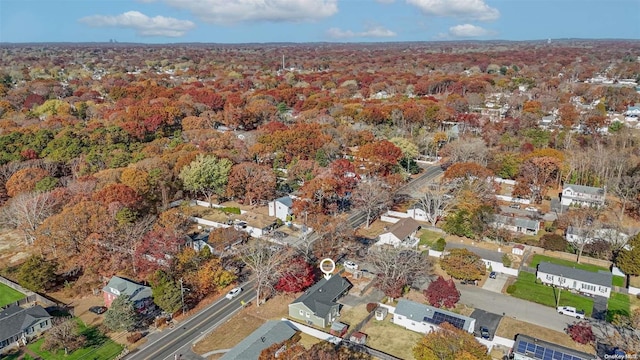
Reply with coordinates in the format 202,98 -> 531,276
1,0 -> 639,43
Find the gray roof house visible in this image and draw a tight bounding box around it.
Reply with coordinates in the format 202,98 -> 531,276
561,184 -> 605,208
103,276 -> 153,311
492,214 -> 540,235
393,299 -> 475,334
536,262 -> 613,298
220,320 -> 297,360
288,275 -> 352,328
0,305 -> 52,353
512,334 -> 595,360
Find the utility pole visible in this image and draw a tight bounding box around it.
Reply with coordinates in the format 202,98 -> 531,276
179,278 -> 186,315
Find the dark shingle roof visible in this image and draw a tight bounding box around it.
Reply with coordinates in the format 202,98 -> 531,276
103,276 -> 152,303
220,320 -> 296,360
563,184 -> 605,197
291,276 -> 351,318
537,262 -> 612,287
386,217 -> 421,240
0,305 -> 51,341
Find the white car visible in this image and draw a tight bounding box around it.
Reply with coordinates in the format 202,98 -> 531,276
557,306 -> 585,319
225,287 -> 243,300
344,261 -> 358,270
525,207 -> 537,212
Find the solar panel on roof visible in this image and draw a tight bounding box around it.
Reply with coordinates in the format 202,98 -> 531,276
518,341 -> 527,353
427,311 -> 466,329
516,341 -> 588,360
552,351 -> 563,360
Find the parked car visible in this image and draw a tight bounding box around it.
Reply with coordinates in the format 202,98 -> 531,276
489,271 -> 497,279
525,206 -> 537,212
479,326 -> 491,339
461,279 -> 477,285
509,204 -> 521,209
557,306 -> 585,319
225,287 -> 243,300
89,306 -> 107,315
344,261 -> 358,270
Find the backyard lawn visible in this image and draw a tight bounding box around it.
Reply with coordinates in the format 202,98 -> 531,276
0,283 -> 25,307
529,254 -> 608,273
362,318 -> 423,360
27,321 -> 123,360
508,272 -> 594,316
612,276 -> 625,287
418,229 -> 442,247
607,292 -> 631,322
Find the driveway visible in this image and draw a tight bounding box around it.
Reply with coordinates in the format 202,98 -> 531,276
482,273 -> 509,293
470,309 -> 502,340
459,286 -> 574,333
591,296 -> 608,321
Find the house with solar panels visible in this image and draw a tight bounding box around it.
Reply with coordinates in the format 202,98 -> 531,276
392,299 -> 475,334
511,334 -> 596,360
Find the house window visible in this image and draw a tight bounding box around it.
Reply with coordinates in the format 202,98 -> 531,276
559,277 -> 566,284
306,312 -> 310,318
40,320 -> 48,328
299,310 -> 304,316
599,286 -> 608,293
411,322 -> 415,326
581,283 -> 595,291
546,275 -> 553,281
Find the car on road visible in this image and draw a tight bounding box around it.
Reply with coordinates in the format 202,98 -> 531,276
89,306 -> 107,315
557,306 -> 585,319
461,279 -> 477,285
225,287 -> 243,300
479,326 -> 491,339
525,206 -> 537,212
344,261 -> 358,270
489,271 -> 497,279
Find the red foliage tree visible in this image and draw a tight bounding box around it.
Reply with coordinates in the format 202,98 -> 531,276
134,230 -> 184,279
565,321 -> 595,345
274,258 -> 315,293
423,275 -> 460,308
92,183 -> 142,209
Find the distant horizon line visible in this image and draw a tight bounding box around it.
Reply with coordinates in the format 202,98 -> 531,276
1,38 -> 639,47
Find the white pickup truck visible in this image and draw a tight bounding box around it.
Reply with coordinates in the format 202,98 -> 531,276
557,306 -> 585,319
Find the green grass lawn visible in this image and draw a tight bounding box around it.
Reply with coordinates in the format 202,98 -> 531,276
418,229 -> 442,247
0,282 -> 26,307
612,276 -> 625,287
27,320 -> 123,360
607,292 -> 631,322
508,272 -> 594,316
529,254 -> 608,273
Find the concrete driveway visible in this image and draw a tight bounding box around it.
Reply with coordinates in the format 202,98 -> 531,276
482,273 -> 509,293
459,286 -> 574,333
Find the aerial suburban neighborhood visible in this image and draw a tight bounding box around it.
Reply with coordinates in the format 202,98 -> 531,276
1,3 -> 640,359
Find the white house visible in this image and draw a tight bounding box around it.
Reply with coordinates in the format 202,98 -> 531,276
566,226 -> 630,249
560,184 -> 605,208
512,334 -> 595,360
445,243 -> 518,276
536,262 -> 612,298
376,217 -> 421,248
268,196 -> 294,222
392,299 -> 475,334
492,215 -> 540,235
512,244 -> 525,256
406,204 -> 429,222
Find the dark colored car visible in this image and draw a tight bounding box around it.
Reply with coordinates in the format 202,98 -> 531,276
480,326 -> 491,339
489,271 -> 497,279
89,306 -> 107,315
461,279 -> 477,285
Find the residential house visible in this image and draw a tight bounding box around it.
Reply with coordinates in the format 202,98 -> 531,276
492,214 -> 541,236
103,276 -> 154,312
445,243 -> 517,276
560,184 -> 605,208
536,262 -> 612,298
220,320 -> 297,360
0,305 -> 52,353
406,203 -> 429,222
268,196 -> 294,222
392,299 -> 475,334
566,226 -> 630,249
512,244 -> 525,256
377,217 -> 421,248
539,114 -> 556,129
512,334 -> 595,360
288,275 -> 352,328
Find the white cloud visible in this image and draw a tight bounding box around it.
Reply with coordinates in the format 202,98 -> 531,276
406,0 -> 499,21
327,25 -> 397,39
159,0 -> 338,24
448,23 -> 495,37
79,11 -> 195,37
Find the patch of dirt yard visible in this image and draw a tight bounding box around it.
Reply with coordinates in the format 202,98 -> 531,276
361,318 -> 422,360
192,294 -> 291,355
338,303 -> 370,328
47,289 -> 107,327
496,317 -> 596,355
355,220 -> 388,240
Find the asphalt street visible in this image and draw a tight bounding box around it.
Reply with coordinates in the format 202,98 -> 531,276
125,281 -> 256,360
459,285 -> 575,333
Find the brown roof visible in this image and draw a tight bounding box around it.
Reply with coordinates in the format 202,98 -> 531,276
387,217 -> 421,240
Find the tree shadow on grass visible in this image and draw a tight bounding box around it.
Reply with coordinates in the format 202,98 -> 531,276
80,325 -> 110,348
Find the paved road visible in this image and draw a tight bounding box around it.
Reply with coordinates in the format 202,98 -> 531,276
458,285 -> 575,333
125,281 -> 256,360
